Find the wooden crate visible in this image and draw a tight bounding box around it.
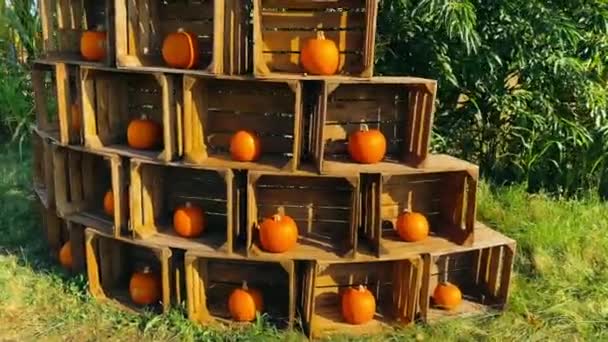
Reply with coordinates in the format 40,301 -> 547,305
308,77 -> 437,174
115,0 -> 249,75
420,228 -> 516,322
53,145 -> 129,237
183,76 -> 303,172
33,62 -> 82,144
300,257 -> 422,339
130,158 -> 243,254
81,67 -> 179,161
39,0 -> 115,65
361,157 -> 479,258
253,0 -> 378,78
32,129 -> 56,209
85,228 -> 184,313
247,171 -> 359,260
185,251 -> 296,327
37,200 -> 68,259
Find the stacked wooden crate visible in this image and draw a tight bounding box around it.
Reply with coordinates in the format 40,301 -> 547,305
32,0 -> 516,339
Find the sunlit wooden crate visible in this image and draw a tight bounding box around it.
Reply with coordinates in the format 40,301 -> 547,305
115,0 -> 249,75
85,228 -> 184,313
253,0 -> 378,78
419,225 -> 516,322
182,76 -> 303,172
80,67 -> 179,162
52,145 -> 129,237
39,0 -> 115,65
185,251 -> 296,328
300,257 -> 422,339
32,128 -> 56,209
130,158 -> 244,255
360,156 -> 479,257
247,170 -> 360,260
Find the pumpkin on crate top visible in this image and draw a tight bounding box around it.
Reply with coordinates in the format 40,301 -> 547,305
80,26 -> 107,62
230,130 -> 261,162
300,31 -> 340,76
396,210 -> 430,242
347,124 -> 387,164
228,281 -> 264,322
173,202 -> 206,238
161,29 -> 200,69
129,265 -> 162,306
127,115 -> 162,150
341,285 -> 376,325
258,213 -> 298,254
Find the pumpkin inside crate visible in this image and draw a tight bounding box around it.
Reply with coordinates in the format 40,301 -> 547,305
300,258 -> 422,338
53,146 -> 128,235
253,0 -> 378,77
39,0 -> 113,64
185,253 -> 295,327
85,229 -> 183,313
307,78 -> 437,174
247,171 -> 360,260
421,240 -> 516,322
81,68 -> 178,161
183,76 -> 303,171
130,159 -> 242,254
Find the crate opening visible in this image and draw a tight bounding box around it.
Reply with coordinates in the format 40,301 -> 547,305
33,66 -> 59,134
196,258 -> 292,327
427,248 -> 508,320
251,175 -> 355,258
137,163 -> 233,253
32,134 -> 47,194
257,0 -> 369,75
123,0 -> 215,70
321,83 -> 433,170
95,237 -> 165,313
187,78 -> 298,170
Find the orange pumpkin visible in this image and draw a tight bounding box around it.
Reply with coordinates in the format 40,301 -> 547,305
127,115 -> 162,150
341,285 -> 376,325
259,214 -> 298,253
230,130 -> 261,162
59,241 -> 73,270
129,266 -> 162,306
103,190 -> 114,216
348,124 -> 387,164
173,202 -> 205,238
80,27 -> 106,62
396,211 -> 429,242
433,282 -> 462,310
161,28 -> 199,69
228,281 -> 264,322
71,102 -> 81,133
300,31 -> 340,75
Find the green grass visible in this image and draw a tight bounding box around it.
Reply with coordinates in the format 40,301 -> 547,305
2,139 -> 608,341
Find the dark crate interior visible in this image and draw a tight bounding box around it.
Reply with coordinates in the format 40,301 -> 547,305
250,174 -> 356,258
135,162 -> 235,253
123,0 -> 214,69
32,133 -> 46,193
185,77 -> 299,170
33,65 -> 59,133
195,258 -> 292,327
256,0 -> 369,75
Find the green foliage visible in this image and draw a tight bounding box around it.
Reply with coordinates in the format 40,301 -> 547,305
377,0 -> 608,196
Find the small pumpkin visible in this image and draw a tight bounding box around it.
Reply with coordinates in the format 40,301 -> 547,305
348,124 -> 387,164
80,26 -> 107,62
230,130 -> 261,162
396,210 -> 429,242
228,281 -> 264,322
103,189 -> 114,216
173,202 -> 205,238
59,241 -> 73,270
433,282 -> 462,310
341,285 -> 376,325
71,101 -> 81,133
300,31 -> 340,75
129,266 -> 162,306
127,115 -> 162,150
259,213 -> 298,253
161,28 -> 200,69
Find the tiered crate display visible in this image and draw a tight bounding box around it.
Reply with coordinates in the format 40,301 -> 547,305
32,0 -> 516,339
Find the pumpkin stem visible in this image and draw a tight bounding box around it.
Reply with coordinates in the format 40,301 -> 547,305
141,265 -> 152,274
316,30 -> 326,40
242,281 -> 249,290
359,123 -> 370,132
185,201 -> 192,208
272,214 -> 282,222
177,27 -> 185,33
95,24 -> 105,32
140,114 -> 149,120
358,285 -> 366,292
